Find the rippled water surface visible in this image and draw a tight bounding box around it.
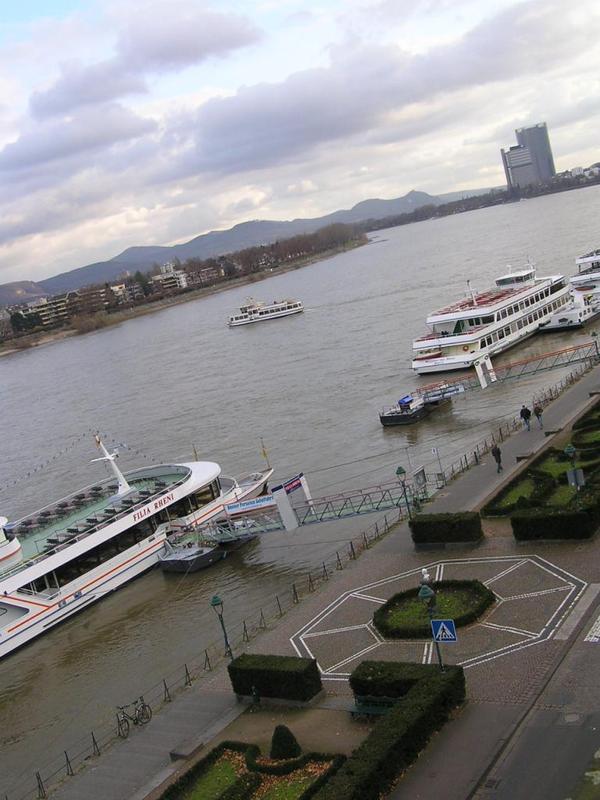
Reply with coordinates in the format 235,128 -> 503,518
2,185 -> 600,791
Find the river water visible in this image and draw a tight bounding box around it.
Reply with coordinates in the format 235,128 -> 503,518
1,185 -> 600,793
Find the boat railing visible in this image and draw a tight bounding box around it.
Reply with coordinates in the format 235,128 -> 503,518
1,473 -> 191,582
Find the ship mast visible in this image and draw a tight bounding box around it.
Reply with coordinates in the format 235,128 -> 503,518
92,434 -> 131,495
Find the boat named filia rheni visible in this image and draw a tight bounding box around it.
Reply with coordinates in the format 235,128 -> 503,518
228,297 -> 303,327
411,266 -> 571,373
0,436 -> 272,659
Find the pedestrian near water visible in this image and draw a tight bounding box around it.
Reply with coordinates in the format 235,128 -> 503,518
533,404 -> 543,429
491,444 -> 503,473
520,405 -> 532,431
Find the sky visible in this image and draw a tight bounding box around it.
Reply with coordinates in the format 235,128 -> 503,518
1,0 -> 599,284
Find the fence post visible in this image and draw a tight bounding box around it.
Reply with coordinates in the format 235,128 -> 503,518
184,663 -> 192,686
163,678 -> 171,702
92,731 -> 100,757
64,750 -> 74,777
243,620 -> 249,642
292,583 -> 299,604
499,427 -> 504,442
336,550 -> 343,570
474,450 -> 479,464
363,532 -> 369,549
36,772 -> 47,799
276,595 -> 283,616
322,562 -> 329,580
349,541 -> 356,560
204,650 -> 212,671
259,609 -> 266,629
308,572 -> 315,592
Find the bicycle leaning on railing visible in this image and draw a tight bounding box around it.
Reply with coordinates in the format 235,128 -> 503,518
116,697 -> 152,738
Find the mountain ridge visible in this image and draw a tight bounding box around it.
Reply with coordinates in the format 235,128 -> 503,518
0,187 -> 490,305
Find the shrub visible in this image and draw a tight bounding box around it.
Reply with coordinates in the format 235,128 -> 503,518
409,511 -> 482,544
313,662 -> 465,800
270,725 -> 302,760
220,772 -> 262,800
372,580 -> 495,639
510,509 -> 596,540
227,653 -> 322,702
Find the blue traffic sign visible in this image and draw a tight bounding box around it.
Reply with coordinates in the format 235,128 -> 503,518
431,619 -> 457,642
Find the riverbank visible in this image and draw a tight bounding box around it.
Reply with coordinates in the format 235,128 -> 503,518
0,239 -> 367,358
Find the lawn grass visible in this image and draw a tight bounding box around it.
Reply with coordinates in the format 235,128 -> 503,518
547,484 -> 577,506
184,755 -> 241,800
575,429 -> 600,444
496,478 -> 535,507
385,588 -> 480,629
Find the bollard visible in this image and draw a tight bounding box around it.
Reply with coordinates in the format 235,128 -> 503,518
163,678 -> 171,702
36,772 -> 47,799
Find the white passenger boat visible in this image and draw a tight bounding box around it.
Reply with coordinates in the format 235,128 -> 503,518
0,436 -> 272,659
412,267 -> 571,374
228,298 -> 303,327
540,250 -> 600,331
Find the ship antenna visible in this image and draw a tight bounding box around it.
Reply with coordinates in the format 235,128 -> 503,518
91,434 -> 132,495
467,280 -> 478,306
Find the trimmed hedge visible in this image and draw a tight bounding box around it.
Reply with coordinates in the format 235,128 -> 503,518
270,725 -> 301,759
227,653 -> 322,702
409,511 -> 482,544
245,745 -> 345,778
220,772 -> 262,800
372,580 -> 495,639
313,662 -> 465,800
511,509 -> 596,540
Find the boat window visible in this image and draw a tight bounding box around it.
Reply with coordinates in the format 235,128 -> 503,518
452,319 -> 464,334
482,316 -> 494,324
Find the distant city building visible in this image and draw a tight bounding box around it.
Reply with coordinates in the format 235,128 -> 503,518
150,261 -> 188,292
501,122 -> 556,189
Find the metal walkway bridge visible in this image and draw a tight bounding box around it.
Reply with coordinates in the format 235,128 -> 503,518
293,481 -> 415,525
415,340 -> 600,403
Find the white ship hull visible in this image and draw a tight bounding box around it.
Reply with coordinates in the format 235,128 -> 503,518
413,327 -> 537,374
0,460 -> 272,660
228,306 -> 303,326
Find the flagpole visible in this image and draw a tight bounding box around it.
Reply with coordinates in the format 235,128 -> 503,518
260,437 -> 271,469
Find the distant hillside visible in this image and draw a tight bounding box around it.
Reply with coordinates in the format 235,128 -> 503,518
1,187 -> 493,301
0,281 -> 47,307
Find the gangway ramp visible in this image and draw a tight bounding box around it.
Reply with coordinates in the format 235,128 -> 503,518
293,481 -> 418,526
415,340 -> 600,401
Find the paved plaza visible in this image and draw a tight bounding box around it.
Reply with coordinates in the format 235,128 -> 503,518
47,364 -> 600,800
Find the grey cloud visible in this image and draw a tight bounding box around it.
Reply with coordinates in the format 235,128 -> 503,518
30,61 -> 148,117
30,8 -> 260,117
186,0 -> 597,176
0,104 -> 156,172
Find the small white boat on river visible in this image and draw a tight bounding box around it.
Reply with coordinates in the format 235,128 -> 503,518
228,298 -> 303,327
0,436 -> 272,659
412,266 -> 570,374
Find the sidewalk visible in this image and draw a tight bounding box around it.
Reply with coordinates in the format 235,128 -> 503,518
48,365 -> 600,800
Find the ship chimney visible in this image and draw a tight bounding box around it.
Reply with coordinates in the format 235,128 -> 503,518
467,280 -> 478,306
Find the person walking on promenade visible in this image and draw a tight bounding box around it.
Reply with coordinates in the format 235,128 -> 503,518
533,403 -> 544,429
491,444 -> 503,473
520,405 -> 532,431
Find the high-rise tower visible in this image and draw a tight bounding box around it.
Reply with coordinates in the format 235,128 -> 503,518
501,122 -> 556,189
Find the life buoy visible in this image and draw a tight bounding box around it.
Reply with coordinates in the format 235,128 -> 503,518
462,345 -> 469,352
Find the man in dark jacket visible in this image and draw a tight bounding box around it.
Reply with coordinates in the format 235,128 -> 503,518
491,444 -> 503,473
520,405 -> 532,431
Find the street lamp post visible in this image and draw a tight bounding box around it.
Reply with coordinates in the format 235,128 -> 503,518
395,466 -> 413,519
418,578 -> 445,672
210,594 -> 233,661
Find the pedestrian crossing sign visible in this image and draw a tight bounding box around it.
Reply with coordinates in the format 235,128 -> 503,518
431,619 -> 457,642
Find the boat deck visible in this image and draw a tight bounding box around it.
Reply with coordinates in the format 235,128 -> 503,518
2,468 -> 189,573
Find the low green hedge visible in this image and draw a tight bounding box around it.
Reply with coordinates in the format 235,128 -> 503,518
227,653 -> 322,702
372,580 -> 495,639
220,772 -> 262,800
481,469 -> 555,516
511,509 -> 597,540
572,399 -> 600,430
409,511 -> 482,544
313,662 -> 465,800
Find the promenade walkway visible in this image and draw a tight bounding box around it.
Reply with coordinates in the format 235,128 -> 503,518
48,365 -> 600,800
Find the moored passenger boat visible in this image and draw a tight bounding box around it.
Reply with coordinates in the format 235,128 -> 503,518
412,267 -> 570,374
228,298 -> 303,327
0,436 -> 272,659
540,249 -> 600,331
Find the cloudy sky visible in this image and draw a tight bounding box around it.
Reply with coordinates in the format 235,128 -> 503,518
1,0 -> 599,283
